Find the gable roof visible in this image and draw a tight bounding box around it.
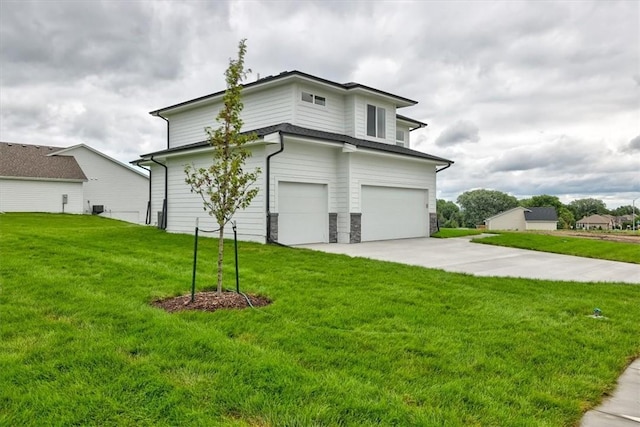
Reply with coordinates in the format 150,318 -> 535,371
137,123 -> 454,165
576,214 -> 613,224
53,144 -> 149,178
150,70 -> 419,116
484,207 -> 526,222
524,207 -> 558,221
0,142 -> 87,181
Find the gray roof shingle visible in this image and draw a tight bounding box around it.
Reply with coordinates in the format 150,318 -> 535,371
524,207 -> 558,221
138,123 -> 454,165
0,142 -> 87,181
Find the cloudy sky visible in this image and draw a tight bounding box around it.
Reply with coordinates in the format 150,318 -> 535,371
1,0 -> 638,208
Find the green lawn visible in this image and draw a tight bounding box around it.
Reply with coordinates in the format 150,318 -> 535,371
431,228 -> 488,238
1,214 -> 639,426
473,232 -> 640,264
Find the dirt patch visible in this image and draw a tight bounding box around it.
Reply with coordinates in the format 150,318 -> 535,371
153,291 -> 271,313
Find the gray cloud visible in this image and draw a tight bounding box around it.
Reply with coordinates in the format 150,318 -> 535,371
622,135 -> 640,153
435,120 -> 480,147
0,0 -> 638,209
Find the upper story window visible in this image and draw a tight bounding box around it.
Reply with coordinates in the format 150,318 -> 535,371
396,130 -> 405,147
301,91 -> 326,106
367,104 -> 386,138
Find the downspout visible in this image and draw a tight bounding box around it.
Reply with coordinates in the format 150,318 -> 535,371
135,162 -> 152,225
151,111 -> 170,229
150,156 -> 168,230
265,132 -> 285,243
434,162 -> 453,233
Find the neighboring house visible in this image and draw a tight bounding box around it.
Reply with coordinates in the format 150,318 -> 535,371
576,214 -> 614,230
0,142 -> 149,224
485,207 -> 558,231
134,70 -> 453,245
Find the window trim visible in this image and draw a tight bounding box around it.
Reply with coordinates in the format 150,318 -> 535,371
367,104 -> 386,139
301,91 -> 326,107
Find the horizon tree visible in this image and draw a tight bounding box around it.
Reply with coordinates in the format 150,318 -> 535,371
185,39 -> 261,295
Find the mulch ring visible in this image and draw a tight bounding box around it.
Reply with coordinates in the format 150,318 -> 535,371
152,291 -> 271,313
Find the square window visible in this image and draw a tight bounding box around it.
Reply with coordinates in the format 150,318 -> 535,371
396,130 -> 405,141
301,92 -> 313,103
314,96 -> 326,106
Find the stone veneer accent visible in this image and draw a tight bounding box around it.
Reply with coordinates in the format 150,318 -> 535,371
268,213 -> 278,242
350,213 -> 362,243
329,213 -> 338,243
429,213 -> 438,236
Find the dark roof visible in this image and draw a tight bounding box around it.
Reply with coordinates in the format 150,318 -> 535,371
138,123 -> 454,165
396,114 -> 427,128
524,207 -> 558,221
0,142 -> 87,181
150,70 -> 418,116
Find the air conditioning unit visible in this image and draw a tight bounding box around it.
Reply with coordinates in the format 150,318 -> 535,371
92,205 -> 104,214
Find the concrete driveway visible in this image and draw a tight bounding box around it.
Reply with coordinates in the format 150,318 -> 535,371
298,236 -> 640,284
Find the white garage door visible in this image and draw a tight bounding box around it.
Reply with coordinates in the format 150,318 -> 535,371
278,182 -> 328,245
361,186 -> 428,241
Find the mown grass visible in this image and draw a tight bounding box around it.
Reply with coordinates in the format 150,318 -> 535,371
431,228 -> 488,238
473,232 -> 640,264
1,213 -> 639,426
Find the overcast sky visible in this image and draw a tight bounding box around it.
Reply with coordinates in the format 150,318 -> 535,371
1,0 -> 638,208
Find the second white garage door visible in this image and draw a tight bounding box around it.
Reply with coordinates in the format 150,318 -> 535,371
278,181 -> 328,245
361,185 -> 428,241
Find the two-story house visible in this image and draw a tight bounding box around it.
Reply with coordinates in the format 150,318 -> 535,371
134,71 -> 453,245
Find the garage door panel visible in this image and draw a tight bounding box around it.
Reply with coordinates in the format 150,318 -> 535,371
361,186 -> 427,241
278,182 -> 328,245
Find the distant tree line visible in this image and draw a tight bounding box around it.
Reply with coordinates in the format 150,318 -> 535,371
437,189 -> 638,229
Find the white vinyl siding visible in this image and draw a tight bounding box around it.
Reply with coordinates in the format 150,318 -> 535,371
485,208 -> 527,231
150,163 -> 166,227
0,178 -> 83,213
350,153 -> 436,217
353,96 -> 396,144
164,146 -> 266,242
525,221 -> 557,231
294,85 -> 346,134
59,146 -> 149,224
167,86 -> 295,148
268,140 -> 338,214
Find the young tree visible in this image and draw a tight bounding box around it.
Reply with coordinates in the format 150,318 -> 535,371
185,39 -> 261,295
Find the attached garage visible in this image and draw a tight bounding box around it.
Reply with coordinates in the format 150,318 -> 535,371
361,185 -> 428,241
277,181 -> 328,245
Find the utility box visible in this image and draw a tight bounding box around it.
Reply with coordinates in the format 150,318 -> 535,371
62,194 -> 68,204
92,205 -> 104,215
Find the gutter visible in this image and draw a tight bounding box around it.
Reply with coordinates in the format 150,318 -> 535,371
150,156 -> 168,230
265,132 -> 285,243
436,163 -> 452,173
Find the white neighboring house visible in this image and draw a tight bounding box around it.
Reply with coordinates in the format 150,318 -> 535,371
0,142 -> 149,224
485,207 -> 558,231
134,70 -> 454,245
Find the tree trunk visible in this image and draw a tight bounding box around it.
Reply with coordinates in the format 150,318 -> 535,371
217,226 -> 224,295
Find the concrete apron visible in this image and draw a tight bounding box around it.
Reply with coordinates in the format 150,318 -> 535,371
297,236 -> 640,284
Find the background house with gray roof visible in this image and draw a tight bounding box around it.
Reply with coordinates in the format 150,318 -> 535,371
1,142 -> 149,223
485,206 -> 558,231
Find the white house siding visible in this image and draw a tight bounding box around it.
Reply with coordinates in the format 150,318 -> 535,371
336,152 -> 351,243
525,221 -> 557,231
396,124 -> 411,147
167,86 -> 295,149
353,95 -> 397,145
350,153 -> 435,214
164,146 -> 266,242
350,153 -> 435,240
344,95 -> 356,137
486,208 -> 526,230
59,147 -> 149,224
268,140 -> 339,214
0,178 -> 83,213
294,84 -> 346,134
149,163 -> 166,227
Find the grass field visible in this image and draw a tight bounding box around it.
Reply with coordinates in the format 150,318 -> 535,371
1,214 -> 639,426
473,232 -> 640,264
431,228 -> 488,238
